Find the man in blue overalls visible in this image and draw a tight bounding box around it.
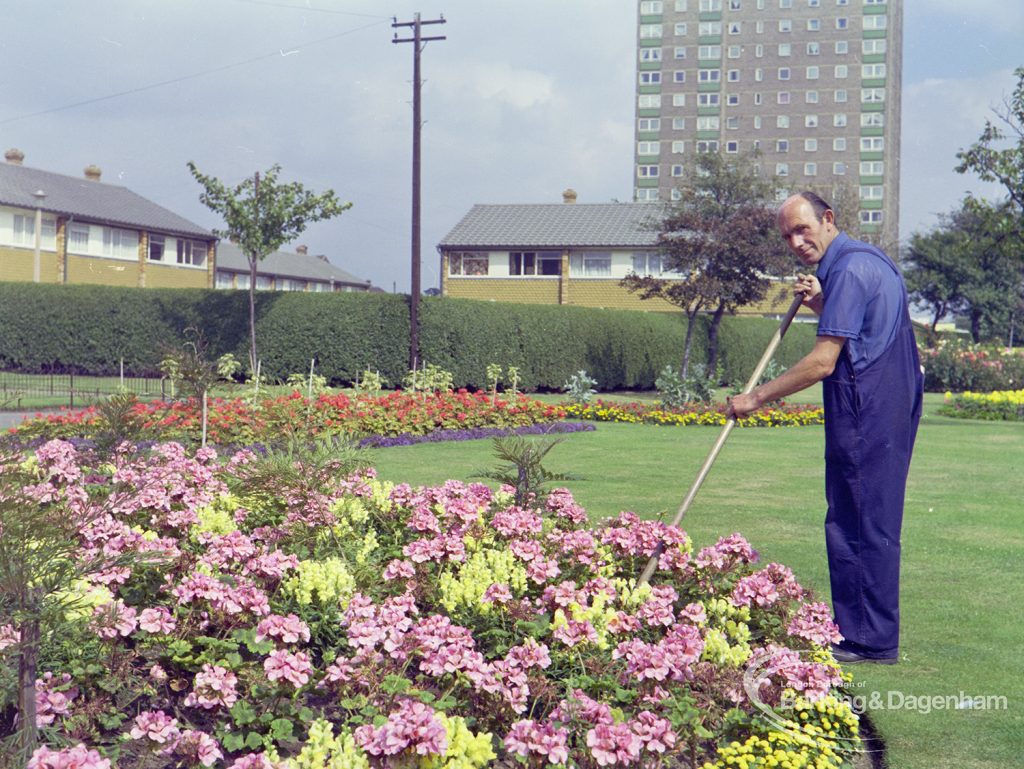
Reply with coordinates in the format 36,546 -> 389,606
728,191 -> 923,664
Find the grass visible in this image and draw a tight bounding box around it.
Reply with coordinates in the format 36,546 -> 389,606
368,390 -> 1024,769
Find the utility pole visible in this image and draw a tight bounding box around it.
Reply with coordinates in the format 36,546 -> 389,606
392,12 -> 446,369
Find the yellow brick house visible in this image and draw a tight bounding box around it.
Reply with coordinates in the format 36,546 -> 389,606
439,190 -> 799,316
0,149 -> 215,289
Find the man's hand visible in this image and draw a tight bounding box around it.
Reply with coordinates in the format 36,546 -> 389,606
795,273 -> 824,315
726,391 -> 761,420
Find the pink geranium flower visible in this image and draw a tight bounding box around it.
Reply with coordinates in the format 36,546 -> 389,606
264,649 -> 312,688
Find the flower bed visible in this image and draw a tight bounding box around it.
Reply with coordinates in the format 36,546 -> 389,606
937,389 -> 1024,421
565,400 -> 824,428
7,390 -> 566,446
2,441 -> 861,768
919,341 -> 1024,393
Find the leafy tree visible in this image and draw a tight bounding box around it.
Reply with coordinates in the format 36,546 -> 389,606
188,163 -> 352,373
956,66 -> 1024,215
905,197 -> 1023,343
622,151 -> 790,376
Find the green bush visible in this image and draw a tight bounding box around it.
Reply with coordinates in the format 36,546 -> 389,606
0,283 -> 821,391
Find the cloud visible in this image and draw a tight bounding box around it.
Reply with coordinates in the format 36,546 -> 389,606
900,68 -> 1017,238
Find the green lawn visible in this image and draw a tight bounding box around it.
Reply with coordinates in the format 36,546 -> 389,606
368,391 -> 1023,769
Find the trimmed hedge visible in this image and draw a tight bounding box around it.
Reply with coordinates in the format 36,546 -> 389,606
0,283 -> 818,391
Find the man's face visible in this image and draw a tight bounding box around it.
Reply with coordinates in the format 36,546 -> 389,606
777,198 -> 837,266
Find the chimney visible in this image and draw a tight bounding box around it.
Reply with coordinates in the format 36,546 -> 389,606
84,164 -> 102,182
562,188 -> 578,204
295,245 -> 308,255
5,148 -> 25,165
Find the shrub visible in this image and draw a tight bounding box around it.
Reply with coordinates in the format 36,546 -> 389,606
919,341 -> 1024,393
563,370 -> 598,404
938,389 -> 1024,421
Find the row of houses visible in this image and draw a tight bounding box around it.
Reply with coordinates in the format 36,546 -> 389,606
0,149 -> 372,294
1,151 -> 795,316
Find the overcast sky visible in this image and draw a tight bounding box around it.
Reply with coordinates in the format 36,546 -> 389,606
2,0 -> 1021,291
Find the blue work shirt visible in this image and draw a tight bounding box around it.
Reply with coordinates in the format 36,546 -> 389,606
815,232 -> 907,375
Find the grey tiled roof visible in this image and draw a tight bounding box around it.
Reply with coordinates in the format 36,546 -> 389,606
0,162 -> 212,239
438,203 -> 667,249
216,242 -> 370,287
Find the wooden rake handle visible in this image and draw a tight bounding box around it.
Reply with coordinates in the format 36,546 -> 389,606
637,292 -> 806,585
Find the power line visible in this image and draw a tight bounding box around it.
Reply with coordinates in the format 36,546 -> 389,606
0,19 -> 388,126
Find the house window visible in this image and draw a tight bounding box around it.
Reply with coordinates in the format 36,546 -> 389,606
672,140 -> 686,152
640,48 -> 663,62
697,116 -> 721,130
779,0 -> 792,7
861,87 -> 886,103
727,93 -> 740,105
638,117 -> 662,131
778,43 -> 791,56
103,227 -> 139,260
804,162 -> 817,176
835,40 -> 849,54
510,251 -> 561,276
672,164 -> 685,176
675,22 -> 689,35
726,140 -> 739,153
672,117 -> 686,129
805,138 -> 818,151
638,141 -> 661,156
753,115 -> 762,129
729,0 -> 742,8
778,67 -> 791,80
806,90 -> 819,104
68,222 -> 90,252
778,91 -> 791,104
255,275 -> 273,291
698,21 -> 722,35
671,188 -> 682,201
833,162 -> 847,175
835,64 -> 848,78
776,163 -> 790,176
570,252 -> 612,277
728,22 -> 741,34
148,235 -> 165,261
777,139 -> 789,153
216,271 -> 235,289
698,69 -> 721,83
674,70 -> 687,83
833,137 -> 847,151
698,93 -> 720,106
640,24 -> 663,39
235,273 -> 251,289
637,165 -> 660,178
639,71 -> 663,85
449,252 -> 489,276
726,116 -> 740,129
699,0 -> 722,10
755,43 -> 764,57
696,140 -> 720,153
807,42 -> 820,55
640,0 -> 664,12
674,46 -> 687,59
779,19 -> 792,32
806,65 -> 819,79
777,115 -> 790,128
835,88 -> 848,102
176,239 -> 207,266
638,94 -> 662,109
859,185 -> 884,200
675,0 -> 688,9
860,137 -> 884,152
807,18 -> 820,30
862,63 -> 887,79
727,45 -> 742,58
860,160 -> 884,175
636,188 -> 661,201
836,16 -> 848,29
834,113 -> 847,127
863,15 -> 887,30
805,114 -> 818,127
859,210 -> 884,224
672,93 -> 687,106
727,69 -> 740,82
698,45 -> 721,59
632,252 -> 665,276
12,215 -> 57,249
863,39 -> 887,55
861,112 -> 884,127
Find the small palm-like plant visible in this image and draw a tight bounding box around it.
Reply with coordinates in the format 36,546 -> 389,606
475,435 -> 580,507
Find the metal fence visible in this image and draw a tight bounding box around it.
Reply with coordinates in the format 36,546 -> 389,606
0,371 -> 170,409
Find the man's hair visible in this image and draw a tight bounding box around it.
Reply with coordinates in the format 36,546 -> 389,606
798,190 -> 833,221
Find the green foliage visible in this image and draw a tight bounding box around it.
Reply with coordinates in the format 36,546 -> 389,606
474,435 -> 578,506
354,369 -> 384,394
402,363 -> 455,393
563,370 -> 597,404
655,363 -> 715,406
0,284 -> 819,392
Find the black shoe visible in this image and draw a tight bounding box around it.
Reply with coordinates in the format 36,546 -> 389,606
830,646 -> 898,665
